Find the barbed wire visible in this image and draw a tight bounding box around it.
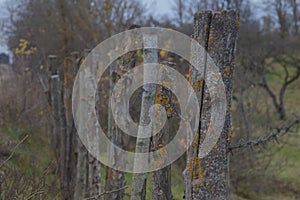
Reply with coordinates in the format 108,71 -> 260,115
131,77 -> 299,154
228,116 -> 300,153
158,83 -> 300,154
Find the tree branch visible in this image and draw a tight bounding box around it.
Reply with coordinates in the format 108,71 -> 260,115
84,186 -> 128,200
0,135 -> 29,168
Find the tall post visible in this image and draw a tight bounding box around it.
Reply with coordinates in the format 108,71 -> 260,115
152,62 -> 174,200
47,53 -> 91,200
104,50 -> 127,200
85,52 -> 102,198
48,55 -> 71,199
64,53 -> 86,199
184,10 -> 239,200
131,34 -> 158,200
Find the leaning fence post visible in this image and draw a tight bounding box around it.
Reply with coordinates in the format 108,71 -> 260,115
184,10 -> 239,199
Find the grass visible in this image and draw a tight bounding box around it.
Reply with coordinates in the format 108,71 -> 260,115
0,126 -> 60,199
274,136 -> 300,189
230,63 -> 300,199
99,158 -> 185,199
264,63 -> 300,193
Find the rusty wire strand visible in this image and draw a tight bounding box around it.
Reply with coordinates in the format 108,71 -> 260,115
228,116 -> 300,153
127,69 -> 299,155
155,87 -> 299,154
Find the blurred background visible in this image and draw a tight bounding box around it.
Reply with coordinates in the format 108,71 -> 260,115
0,0 -> 299,199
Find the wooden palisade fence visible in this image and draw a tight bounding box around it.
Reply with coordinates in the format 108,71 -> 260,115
45,10 -> 239,200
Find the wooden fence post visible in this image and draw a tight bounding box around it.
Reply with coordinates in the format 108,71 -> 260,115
48,54 -> 71,199
184,10 -> 239,199
151,62 -> 174,200
48,53 -> 97,199
104,50 -> 128,200
131,33 -> 158,200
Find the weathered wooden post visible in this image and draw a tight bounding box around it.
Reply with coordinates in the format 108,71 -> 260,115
104,25 -> 142,200
63,53 -> 83,200
84,53 -> 102,199
48,53 -> 86,200
48,55 -> 71,199
184,10 -> 239,199
104,50 -> 128,200
131,33 -> 159,200
152,62 -> 174,200
48,52 -> 104,199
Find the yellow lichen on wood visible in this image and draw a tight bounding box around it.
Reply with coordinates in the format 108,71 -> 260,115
188,67 -> 193,83
193,79 -> 203,91
224,66 -> 231,77
159,50 -> 167,58
166,108 -> 172,117
192,133 -> 199,149
155,85 -> 163,105
208,35 -> 214,46
227,131 -> 232,144
155,85 -> 174,118
167,57 -> 173,61
187,157 -> 204,188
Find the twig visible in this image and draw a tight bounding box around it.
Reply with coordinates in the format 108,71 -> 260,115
228,117 -> 300,153
25,190 -> 44,200
0,135 -> 29,168
84,186 -> 128,200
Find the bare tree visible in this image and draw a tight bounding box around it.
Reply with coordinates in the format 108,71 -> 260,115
172,0 -> 250,26
237,0 -> 300,120
172,0 -> 186,27
290,0 -> 299,35
6,0 -> 146,69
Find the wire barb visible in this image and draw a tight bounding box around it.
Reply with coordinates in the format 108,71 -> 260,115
228,116 -> 300,153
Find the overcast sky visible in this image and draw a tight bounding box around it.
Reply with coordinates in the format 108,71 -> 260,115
147,0 -> 174,16
0,0 -> 9,53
